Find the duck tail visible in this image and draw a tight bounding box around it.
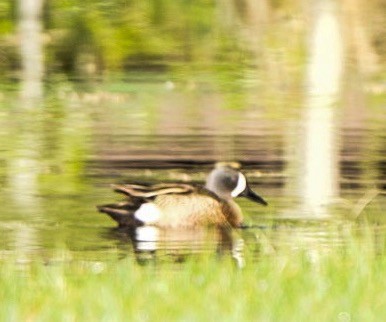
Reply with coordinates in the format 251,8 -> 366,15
97,203 -> 142,227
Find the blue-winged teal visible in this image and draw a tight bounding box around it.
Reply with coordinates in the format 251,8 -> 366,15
97,164 -> 267,228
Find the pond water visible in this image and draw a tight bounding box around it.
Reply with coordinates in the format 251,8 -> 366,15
0,71 -> 384,266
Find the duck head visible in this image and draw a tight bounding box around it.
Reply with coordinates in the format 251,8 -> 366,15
205,164 -> 268,206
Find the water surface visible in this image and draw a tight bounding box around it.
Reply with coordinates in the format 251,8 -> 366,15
0,72 -> 384,266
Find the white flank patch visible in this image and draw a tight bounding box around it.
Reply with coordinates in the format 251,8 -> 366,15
231,173 -> 247,197
134,203 -> 161,224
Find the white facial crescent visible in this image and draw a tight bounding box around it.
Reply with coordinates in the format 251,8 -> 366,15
231,173 -> 247,197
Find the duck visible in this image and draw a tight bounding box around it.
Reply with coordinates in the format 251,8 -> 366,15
97,163 -> 267,229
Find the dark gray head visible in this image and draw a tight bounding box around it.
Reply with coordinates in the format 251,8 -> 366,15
205,165 -> 267,205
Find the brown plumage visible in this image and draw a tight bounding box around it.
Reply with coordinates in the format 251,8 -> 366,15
97,165 -> 267,228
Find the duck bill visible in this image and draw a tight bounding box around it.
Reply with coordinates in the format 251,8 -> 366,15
241,186 -> 268,206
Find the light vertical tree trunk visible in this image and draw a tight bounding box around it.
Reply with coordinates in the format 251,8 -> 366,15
299,0 -> 344,216
18,0 -> 44,103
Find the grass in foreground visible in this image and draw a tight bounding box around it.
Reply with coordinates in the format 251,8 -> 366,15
0,230 -> 386,322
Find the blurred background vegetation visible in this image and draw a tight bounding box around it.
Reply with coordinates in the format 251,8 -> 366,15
0,0 -> 384,83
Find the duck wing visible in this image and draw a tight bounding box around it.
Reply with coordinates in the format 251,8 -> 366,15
112,183 -> 196,200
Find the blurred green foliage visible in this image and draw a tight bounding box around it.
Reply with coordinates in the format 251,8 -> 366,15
0,0 -> 384,86
1,0 -> 221,77
0,0 -> 305,80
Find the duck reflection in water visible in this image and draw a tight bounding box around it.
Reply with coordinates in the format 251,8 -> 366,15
97,163 -> 268,265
